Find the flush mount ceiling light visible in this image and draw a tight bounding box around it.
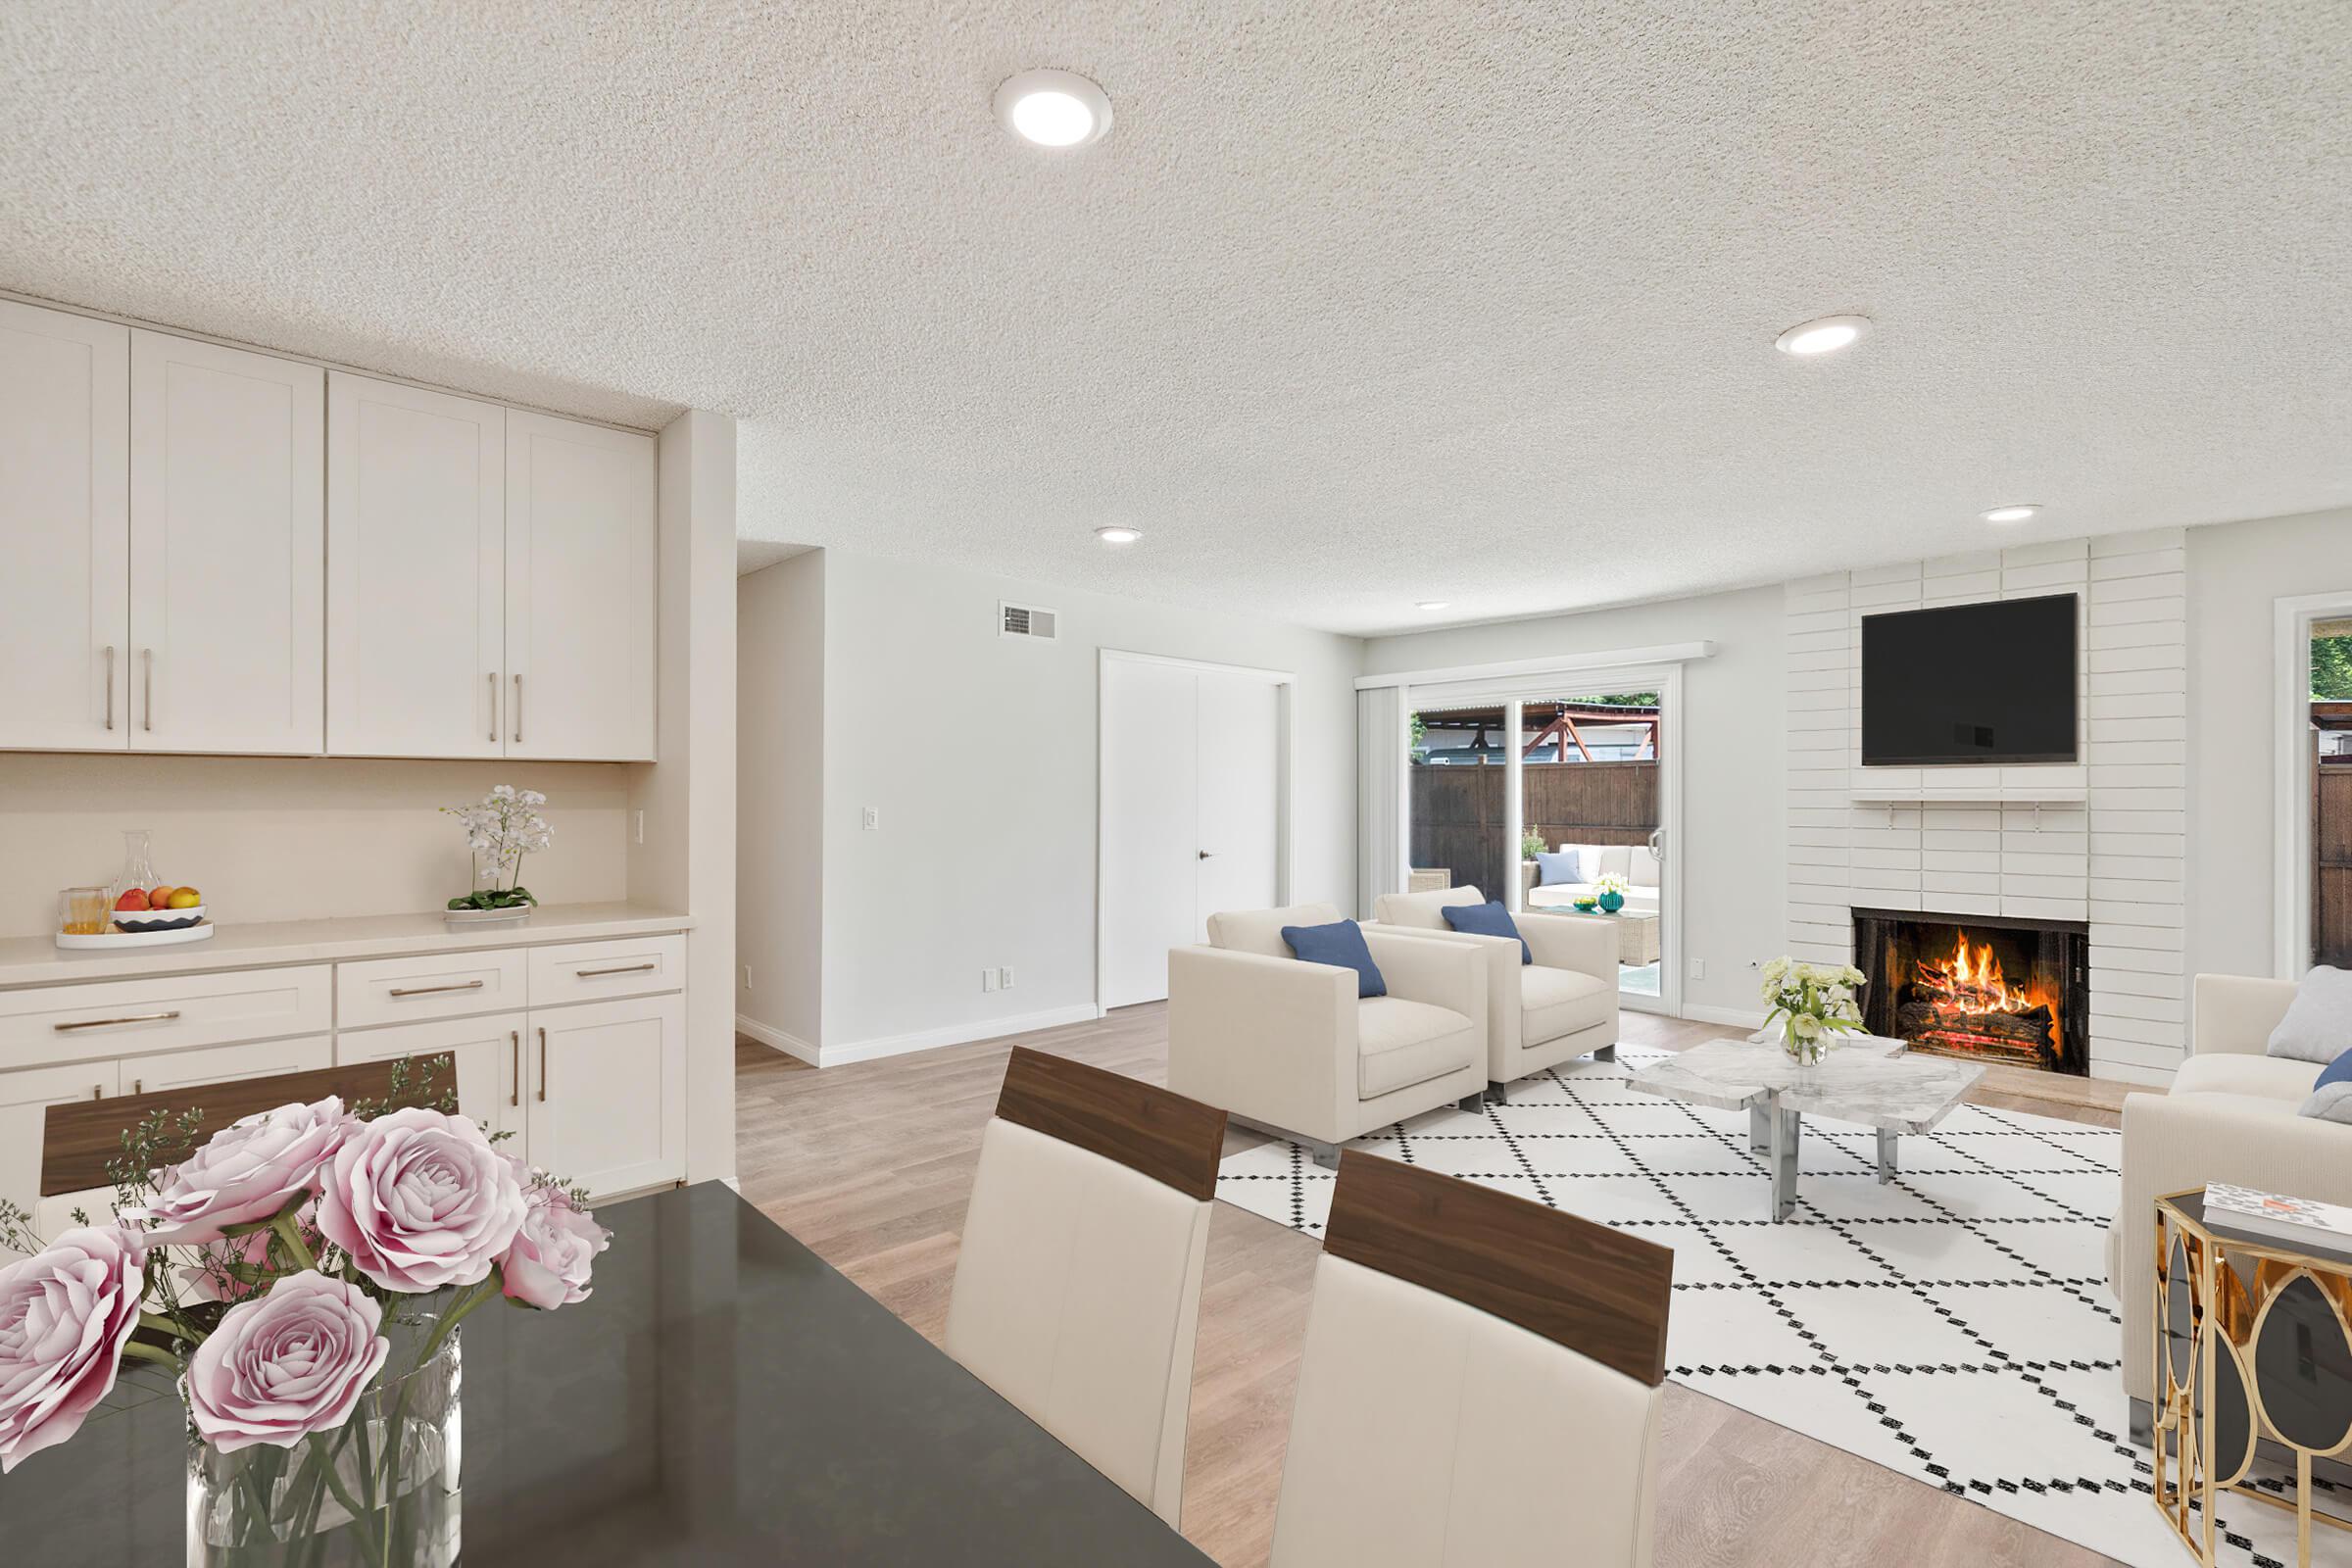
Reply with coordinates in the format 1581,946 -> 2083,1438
1095,524 -> 1143,544
1774,314 -> 1871,357
1981,504 -> 2041,524
994,69 -> 1112,148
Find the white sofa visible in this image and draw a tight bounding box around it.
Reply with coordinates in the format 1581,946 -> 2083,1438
1523,842 -> 1661,916
1367,886 -> 1620,1101
1167,902 -> 1489,1165
2108,974 -> 2352,1424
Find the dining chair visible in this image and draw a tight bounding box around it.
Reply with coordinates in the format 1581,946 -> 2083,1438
1269,1152 -> 1675,1567
944,1046 -> 1229,1528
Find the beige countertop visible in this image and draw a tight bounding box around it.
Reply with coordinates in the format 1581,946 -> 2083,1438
0,903 -> 695,990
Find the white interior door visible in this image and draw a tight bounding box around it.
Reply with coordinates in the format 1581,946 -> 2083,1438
1101,658 -> 1282,1008
0,301 -> 128,752
326,372 -> 505,758
128,330 -> 323,754
1101,661 -> 1200,1008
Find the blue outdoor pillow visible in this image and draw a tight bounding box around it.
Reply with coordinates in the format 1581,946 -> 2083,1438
1443,900 -> 1531,964
2302,1044 -> 2352,1124
1534,849 -> 1581,888
1282,919 -> 1388,999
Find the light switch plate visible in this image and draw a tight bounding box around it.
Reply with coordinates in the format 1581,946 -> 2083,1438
861,806 -> 880,831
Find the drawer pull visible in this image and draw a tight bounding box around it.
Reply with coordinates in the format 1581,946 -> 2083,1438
133,1078 -> 142,1095
510,1030 -> 520,1108
387,980 -> 486,999
537,1026 -> 548,1102
54,1010 -> 181,1032
575,962 -> 657,978
90,1084 -> 102,1101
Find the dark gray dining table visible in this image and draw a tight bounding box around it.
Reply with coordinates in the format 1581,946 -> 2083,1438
0,1181 -> 1215,1565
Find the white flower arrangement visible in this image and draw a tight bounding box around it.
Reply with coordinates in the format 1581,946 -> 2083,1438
440,785 -> 552,911
1759,956 -> 1866,1065
1592,872 -> 1631,897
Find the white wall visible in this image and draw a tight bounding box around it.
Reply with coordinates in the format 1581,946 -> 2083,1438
0,754 -> 629,937
2186,506 -> 2352,983
735,551 -> 824,1050
812,549 -> 1364,1055
1361,584 -> 1787,1021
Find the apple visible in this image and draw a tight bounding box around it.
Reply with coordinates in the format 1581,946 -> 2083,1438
167,887 -> 201,909
148,886 -> 176,906
113,889 -> 150,912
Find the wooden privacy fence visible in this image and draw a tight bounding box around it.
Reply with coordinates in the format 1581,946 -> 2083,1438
1409,761 -> 1658,903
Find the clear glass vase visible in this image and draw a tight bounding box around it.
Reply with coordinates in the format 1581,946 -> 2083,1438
186,1322 -> 462,1567
110,827 -> 159,908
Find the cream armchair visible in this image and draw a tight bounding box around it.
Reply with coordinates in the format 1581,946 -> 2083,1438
1167,902 -> 1488,1166
2109,974 -> 2352,1433
1369,886 -> 1621,1102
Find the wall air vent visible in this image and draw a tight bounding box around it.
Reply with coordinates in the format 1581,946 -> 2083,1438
999,601 -> 1058,641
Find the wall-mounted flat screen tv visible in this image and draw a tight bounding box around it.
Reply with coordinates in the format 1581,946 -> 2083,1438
1860,593 -> 2079,766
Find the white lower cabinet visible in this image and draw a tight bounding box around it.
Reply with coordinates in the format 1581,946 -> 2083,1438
334,1013 -> 525,1145
0,1059 -> 121,1242
524,993 -> 685,1200
118,1033 -> 330,1100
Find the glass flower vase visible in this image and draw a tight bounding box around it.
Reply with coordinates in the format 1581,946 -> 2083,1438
187,1325 -> 462,1568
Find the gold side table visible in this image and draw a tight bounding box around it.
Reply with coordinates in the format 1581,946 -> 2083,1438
2153,1189 -> 2352,1566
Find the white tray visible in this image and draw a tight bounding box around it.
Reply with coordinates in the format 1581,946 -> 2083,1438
54,921 -> 217,952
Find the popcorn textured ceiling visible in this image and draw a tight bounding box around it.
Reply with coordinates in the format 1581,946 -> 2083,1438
2,2 -> 2346,634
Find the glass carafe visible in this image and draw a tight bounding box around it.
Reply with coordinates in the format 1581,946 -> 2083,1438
109,828 -> 159,908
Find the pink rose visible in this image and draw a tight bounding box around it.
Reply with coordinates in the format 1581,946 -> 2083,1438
125,1098 -> 351,1247
316,1107 -> 525,1293
498,1177 -> 611,1310
0,1226 -> 147,1473
184,1272 -> 389,1452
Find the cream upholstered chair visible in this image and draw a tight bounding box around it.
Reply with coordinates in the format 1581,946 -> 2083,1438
1166,902 -> 1487,1166
944,1047 -> 1227,1528
1270,1152 -> 1673,1567
1368,885 -> 1620,1102
2108,974 -> 2352,1435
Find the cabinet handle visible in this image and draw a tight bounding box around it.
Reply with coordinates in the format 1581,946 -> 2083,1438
142,648 -> 154,732
387,980 -> 485,999
103,646 -> 115,731
513,673 -> 523,745
575,961 -> 656,978
133,1078 -> 142,1095
537,1026 -> 548,1102
510,1029 -> 520,1108
54,1010 -> 181,1032
90,1084 -> 103,1101
489,672 -> 499,744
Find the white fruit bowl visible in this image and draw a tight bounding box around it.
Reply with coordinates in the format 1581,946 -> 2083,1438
112,904 -> 206,932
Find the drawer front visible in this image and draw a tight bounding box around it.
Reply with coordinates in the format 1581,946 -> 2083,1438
337,1013 -> 525,1145
117,1033 -> 333,1101
0,966 -> 332,1072
337,949 -> 527,1029
526,934 -> 685,1007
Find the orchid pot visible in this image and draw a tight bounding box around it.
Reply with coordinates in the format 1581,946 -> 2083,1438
442,786 -> 550,926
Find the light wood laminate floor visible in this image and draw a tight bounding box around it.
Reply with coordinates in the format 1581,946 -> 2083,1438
734,1006 -> 2132,1568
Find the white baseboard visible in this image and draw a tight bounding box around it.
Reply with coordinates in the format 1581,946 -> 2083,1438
742,1004 -> 1103,1069
1680,1004 -> 1769,1030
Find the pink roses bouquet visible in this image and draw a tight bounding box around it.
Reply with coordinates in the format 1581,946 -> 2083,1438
0,1059 -> 609,1493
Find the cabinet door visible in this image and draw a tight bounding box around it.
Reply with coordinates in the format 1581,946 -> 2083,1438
335,1013 -> 525,1148
504,412 -> 656,761
524,994 -> 682,1200
129,330 -> 324,754
0,301 -> 129,752
326,373 -> 505,758
0,1060 -> 119,1249
117,1033 -> 332,1099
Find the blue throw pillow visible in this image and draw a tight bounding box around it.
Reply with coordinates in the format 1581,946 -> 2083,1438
1282,919 -> 1387,999
2302,1044 -> 2352,1124
1443,900 -> 1531,964
1533,849 -> 1581,888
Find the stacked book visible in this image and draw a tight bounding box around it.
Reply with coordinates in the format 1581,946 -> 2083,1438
2205,1182 -> 2352,1246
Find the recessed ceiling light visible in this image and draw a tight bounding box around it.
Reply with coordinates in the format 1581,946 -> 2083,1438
1095,524 -> 1143,544
1981,504 -> 2041,524
994,70 -> 1112,149
1774,314 -> 1871,357
1415,600 -> 1449,612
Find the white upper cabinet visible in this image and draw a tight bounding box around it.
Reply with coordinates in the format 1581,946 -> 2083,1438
504,412 -> 656,761
0,301 -> 129,752
129,330 -> 324,754
326,373 -> 506,758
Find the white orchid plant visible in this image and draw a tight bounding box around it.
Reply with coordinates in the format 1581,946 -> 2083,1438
1592,872 -> 1631,898
1759,956 -> 1867,1065
441,785 -> 552,912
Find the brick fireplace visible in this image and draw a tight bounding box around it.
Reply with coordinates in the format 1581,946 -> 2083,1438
1852,907 -> 2090,1076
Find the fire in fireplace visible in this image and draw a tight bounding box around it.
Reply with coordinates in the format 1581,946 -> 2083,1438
1851,908 -> 2090,1076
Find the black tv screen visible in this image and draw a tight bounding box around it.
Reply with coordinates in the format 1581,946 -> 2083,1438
1860,594 -> 2078,765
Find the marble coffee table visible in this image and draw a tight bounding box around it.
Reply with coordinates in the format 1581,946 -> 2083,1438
1627,1036 -> 1984,1221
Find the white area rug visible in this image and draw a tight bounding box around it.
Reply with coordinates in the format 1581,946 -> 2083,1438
1215,1048 -> 2350,1568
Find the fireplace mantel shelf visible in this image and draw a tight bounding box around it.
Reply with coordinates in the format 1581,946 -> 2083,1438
1846,785 -> 2087,806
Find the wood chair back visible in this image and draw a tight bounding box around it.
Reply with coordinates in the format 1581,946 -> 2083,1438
993,1046 -> 1228,1201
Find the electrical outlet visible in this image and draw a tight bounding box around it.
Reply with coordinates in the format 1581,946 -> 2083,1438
635,809 -> 645,845
861,806 -> 879,831
1688,957 -> 1706,981
982,969 -> 998,993
998,965 -> 1014,990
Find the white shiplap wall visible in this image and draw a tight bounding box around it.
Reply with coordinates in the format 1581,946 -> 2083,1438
1783,529 -> 2188,1085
